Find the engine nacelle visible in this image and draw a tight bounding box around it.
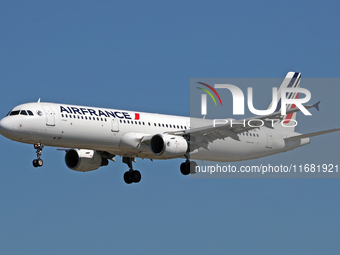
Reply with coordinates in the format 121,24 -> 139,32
150,134 -> 188,158
65,149 -> 108,172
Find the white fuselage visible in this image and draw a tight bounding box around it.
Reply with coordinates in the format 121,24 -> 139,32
0,102 -> 309,162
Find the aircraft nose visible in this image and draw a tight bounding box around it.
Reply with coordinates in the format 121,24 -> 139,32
0,117 -> 13,137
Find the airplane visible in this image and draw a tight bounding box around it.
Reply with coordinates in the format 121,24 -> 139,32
0,72 -> 339,184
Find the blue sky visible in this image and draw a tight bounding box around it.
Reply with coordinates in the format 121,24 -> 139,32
0,1 -> 340,254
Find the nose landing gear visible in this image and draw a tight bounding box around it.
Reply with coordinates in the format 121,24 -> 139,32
32,143 -> 44,168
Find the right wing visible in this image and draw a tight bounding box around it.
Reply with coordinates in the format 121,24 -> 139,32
168,103 -> 319,151
284,128 -> 340,141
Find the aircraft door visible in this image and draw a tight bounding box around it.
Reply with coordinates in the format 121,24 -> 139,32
42,105 -> 55,126
111,118 -> 119,132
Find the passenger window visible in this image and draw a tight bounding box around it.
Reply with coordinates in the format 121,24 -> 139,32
166,124 -> 168,128
61,114 -> 64,117
181,126 -> 183,129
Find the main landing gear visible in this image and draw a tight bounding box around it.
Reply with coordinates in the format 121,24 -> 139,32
122,157 -> 141,184
32,143 -> 44,168
180,154 -> 197,175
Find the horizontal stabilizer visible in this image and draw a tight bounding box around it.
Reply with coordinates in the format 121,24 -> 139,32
284,128 -> 340,141
313,101 -> 320,111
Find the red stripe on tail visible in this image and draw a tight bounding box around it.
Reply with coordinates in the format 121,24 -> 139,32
283,93 -> 299,123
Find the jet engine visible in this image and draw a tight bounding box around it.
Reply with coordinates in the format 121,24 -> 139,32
65,149 -> 108,172
150,134 -> 188,158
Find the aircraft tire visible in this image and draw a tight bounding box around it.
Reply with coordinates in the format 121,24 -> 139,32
180,162 -> 190,175
131,170 -> 141,183
37,159 -> 43,167
190,161 -> 197,174
124,171 -> 133,184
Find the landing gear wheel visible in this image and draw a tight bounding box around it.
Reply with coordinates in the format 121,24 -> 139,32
131,170 -> 141,183
180,162 -> 190,175
33,159 -> 43,168
180,161 -> 197,175
124,171 -> 133,184
190,161 -> 197,174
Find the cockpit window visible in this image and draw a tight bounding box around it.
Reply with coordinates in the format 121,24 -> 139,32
9,110 -> 20,116
8,109 -> 34,116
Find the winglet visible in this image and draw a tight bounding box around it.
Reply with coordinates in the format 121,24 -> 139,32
313,101 -> 320,111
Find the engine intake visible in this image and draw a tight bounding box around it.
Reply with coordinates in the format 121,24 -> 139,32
65,149 -> 108,172
150,134 -> 188,158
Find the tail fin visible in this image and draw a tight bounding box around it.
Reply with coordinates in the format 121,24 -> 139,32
267,72 -> 301,132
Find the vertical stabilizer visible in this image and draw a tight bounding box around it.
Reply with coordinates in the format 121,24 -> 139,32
268,72 -> 301,132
